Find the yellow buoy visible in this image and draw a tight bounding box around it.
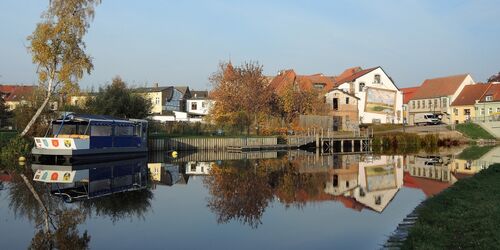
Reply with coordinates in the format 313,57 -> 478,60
18,156 -> 26,162
171,151 -> 178,158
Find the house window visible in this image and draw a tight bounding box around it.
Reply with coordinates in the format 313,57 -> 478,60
202,102 -> 206,108
442,98 -> 448,107
485,95 -> 493,101
155,97 -> 160,105
480,108 -> 485,115
417,101 -> 420,109
422,100 -> 426,109
412,101 -> 415,109
374,74 -> 381,84
359,82 -> 365,92
453,108 -> 458,115
346,97 -> 350,104
191,102 -> 198,110
464,109 -> 470,115
497,107 -> 500,113
428,100 -> 432,108
488,108 -> 493,114
434,99 -> 438,107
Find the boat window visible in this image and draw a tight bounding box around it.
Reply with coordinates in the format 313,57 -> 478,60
91,125 -> 112,136
115,126 -> 134,136
53,124 -> 78,135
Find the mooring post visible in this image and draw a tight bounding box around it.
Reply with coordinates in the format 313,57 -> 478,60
340,140 -> 344,152
352,140 -> 355,152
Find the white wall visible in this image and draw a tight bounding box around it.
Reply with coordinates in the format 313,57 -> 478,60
338,67 -> 403,124
186,99 -> 213,116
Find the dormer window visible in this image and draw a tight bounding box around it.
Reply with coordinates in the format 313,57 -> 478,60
485,95 -> 493,101
313,83 -> 325,89
374,74 -> 381,84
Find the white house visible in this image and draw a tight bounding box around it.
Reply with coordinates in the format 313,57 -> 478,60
335,66 -> 403,124
186,90 -> 213,117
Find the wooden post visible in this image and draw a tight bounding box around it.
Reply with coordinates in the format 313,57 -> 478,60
341,140 -> 344,152
316,132 -> 320,149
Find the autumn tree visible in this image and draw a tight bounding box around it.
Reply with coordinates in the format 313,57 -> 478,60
277,84 -> 329,124
85,76 -> 152,119
209,61 -> 273,134
488,72 -> 500,82
21,0 -> 101,136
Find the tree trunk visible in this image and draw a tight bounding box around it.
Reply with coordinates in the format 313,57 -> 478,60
20,78 -> 53,137
20,173 -> 51,233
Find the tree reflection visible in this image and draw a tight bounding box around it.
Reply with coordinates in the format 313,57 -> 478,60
7,172 -> 90,249
79,189 -> 154,223
203,160 -> 274,228
204,158 -> 334,228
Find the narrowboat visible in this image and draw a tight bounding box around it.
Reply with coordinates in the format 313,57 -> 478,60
32,113 -> 148,165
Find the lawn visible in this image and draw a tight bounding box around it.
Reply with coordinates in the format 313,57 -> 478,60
458,145 -> 495,160
454,123 -> 495,139
402,163 -> 500,249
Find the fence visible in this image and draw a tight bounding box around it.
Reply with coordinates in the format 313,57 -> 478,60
148,137 -> 278,151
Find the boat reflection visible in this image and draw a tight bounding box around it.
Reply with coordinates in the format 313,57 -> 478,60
31,157 -> 149,202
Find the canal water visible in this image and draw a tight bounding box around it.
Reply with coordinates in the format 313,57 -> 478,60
0,146 -> 498,249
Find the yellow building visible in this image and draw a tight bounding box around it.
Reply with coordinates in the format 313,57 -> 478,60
450,84 -> 490,124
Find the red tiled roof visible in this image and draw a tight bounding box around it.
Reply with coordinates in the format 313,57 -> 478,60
411,74 -> 470,100
403,172 -> 450,197
400,87 -> 420,104
0,85 -> 35,102
334,67 -> 379,86
269,70 -> 336,93
478,83 -> 500,102
450,83 -> 490,106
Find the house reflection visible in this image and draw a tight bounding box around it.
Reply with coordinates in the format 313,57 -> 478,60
148,163 -> 189,188
0,170 -> 11,191
32,157 -> 149,202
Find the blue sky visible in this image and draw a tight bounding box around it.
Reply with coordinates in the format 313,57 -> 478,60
0,0 -> 499,90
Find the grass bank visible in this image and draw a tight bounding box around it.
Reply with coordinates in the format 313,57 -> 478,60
452,123 -> 495,139
402,163 -> 500,249
458,145 -> 495,160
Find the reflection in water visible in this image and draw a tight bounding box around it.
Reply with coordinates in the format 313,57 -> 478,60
0,146 -> 498,248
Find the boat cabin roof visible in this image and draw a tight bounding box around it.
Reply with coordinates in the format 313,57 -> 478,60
54,113 -> 146,125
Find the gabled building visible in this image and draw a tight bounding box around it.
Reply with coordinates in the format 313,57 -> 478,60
408,74 -> 475,125
335,66 -> 403,124
450,83 -> 490,124
475,82 -> 500,122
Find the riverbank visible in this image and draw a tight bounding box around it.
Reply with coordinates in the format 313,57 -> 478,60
401,163 -> 500,249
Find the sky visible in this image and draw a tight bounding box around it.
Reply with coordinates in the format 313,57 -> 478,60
0,0 -> 499,90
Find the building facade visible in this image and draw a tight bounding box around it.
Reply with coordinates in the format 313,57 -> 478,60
186,90 -> 213,117
408,74 -> 475,125
335,66 -> 403,124
474,83 -> 500,122
324,89 -> 359,131
450,83 -> 490,124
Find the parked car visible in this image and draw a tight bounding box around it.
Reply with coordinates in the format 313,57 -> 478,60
414,113 -> 440,126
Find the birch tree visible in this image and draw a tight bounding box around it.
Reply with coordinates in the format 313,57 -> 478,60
21,0 -> 100,136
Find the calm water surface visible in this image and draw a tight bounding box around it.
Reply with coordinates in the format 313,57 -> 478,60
0,146 -> 498,249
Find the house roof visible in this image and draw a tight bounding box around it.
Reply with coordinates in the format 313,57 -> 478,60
269,70 -> 337,93
403,172 -> 451,197
400,87 -> 420,104
0,85 -> 35,102
334,67 -> 379,85
450,83 -> 490,106
190,90 -> 209,99
135,86 -> 172,93
478,83 -> 500,102
411,74 -> 470,100
174,86 -> 190,96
